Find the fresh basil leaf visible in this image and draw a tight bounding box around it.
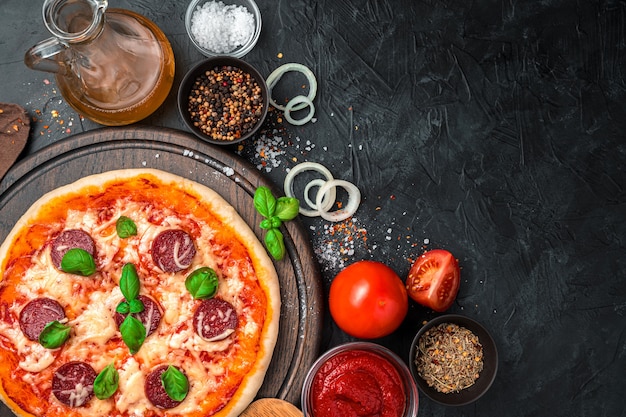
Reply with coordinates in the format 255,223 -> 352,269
269,215 -> 283,229
94,363 -> 119,400
161,365 -> 189,402
39,321 -> 71,349
60,248 -> 96,276
116,301 -> 130,314
119,263 -> 140,302
185,267 -> 219,300
265,228 -> 286,261
116,216 -> 137,239
253,186 -> 277,218
275,197 -> 300,221
129,298 -> 144,314
259,218 -> 272,230
120,315 -> 146,354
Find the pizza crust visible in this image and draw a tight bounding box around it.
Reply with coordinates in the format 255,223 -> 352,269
0,168 -> 281,417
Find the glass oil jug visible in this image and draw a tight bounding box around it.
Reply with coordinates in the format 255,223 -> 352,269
25,0 -> 175,126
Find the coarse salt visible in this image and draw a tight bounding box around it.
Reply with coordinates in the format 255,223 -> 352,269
190,1 -> 255,53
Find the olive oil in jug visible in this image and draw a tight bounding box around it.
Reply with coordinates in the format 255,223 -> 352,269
25,0 -> 175,126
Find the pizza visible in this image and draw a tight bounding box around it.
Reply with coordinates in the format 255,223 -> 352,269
0,169 -> 281,417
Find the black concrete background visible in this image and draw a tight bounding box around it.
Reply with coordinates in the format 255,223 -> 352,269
1,0 -> 625,416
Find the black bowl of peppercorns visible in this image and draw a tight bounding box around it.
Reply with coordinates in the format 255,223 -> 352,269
178,56 -> 268,145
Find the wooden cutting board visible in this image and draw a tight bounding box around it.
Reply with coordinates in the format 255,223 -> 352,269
240,399 -> 303,416
0,126 -> 324,414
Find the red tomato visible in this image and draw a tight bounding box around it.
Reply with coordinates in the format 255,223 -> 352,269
329,261 -> 408,339
405,249 -> 460,312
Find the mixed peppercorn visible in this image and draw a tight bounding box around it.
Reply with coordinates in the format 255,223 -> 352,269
187,65 -> 264,142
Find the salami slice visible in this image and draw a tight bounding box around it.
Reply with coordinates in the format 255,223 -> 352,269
145,365 -> 185,409
50,229 -> 95,269
151,229 -> 196,273
52,361 -> 97,407
193,298 -> 238,341
19,298 -> 66,341
114,295 -> 162,336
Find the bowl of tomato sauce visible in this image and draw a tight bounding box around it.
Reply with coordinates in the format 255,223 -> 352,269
301,342 -> 418,417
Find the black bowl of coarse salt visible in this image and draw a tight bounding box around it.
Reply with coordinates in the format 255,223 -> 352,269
177,56 -> 269,145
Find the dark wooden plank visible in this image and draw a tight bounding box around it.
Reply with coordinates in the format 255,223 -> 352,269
0,126 -> 323,414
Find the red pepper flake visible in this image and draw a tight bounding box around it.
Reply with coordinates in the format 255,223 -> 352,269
313,219 -> 369,271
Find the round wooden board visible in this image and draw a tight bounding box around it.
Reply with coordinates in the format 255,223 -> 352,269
0,126 -> 324,414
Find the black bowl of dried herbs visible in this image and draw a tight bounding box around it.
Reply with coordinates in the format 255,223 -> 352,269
408,314 -> 498,406
178,56 -> 268,145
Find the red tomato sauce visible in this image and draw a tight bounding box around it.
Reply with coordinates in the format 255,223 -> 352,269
310,349 -> 406,417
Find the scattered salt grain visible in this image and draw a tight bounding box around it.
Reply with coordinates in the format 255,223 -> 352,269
237,129 -> 287,173
312,218 -> 368,272
190,1 -> 255,53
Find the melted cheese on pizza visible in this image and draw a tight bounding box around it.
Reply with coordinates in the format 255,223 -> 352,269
0,173 -> 276,417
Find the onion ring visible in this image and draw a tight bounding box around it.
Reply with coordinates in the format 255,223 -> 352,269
284,95 -> 315,126
304,178 -> 329,210
284,162 -> 336,217
266,63 -> 317,112
315,179 -> 361,222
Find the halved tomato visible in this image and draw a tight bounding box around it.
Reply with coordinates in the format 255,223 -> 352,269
405,249 -> 460,312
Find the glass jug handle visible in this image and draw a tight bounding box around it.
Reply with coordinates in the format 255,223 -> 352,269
24,0 -> 108,75
24,37 -> 69,75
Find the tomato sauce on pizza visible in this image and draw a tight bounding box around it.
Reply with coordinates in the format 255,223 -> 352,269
0,169 -> 280,417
